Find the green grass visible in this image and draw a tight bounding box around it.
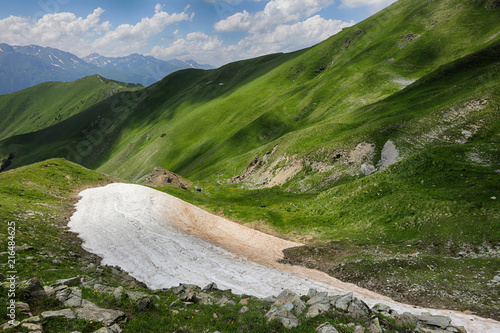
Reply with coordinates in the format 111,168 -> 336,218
0,75 -> 143,140
1,0 -> 499,183
0,0 -> 499,325
0,159 -> 116,284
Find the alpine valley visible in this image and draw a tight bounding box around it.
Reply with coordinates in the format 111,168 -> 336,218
0,0 -> 499,332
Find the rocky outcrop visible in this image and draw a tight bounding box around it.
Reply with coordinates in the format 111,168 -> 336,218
140,167 -> 192,189
3,277 -> 468,333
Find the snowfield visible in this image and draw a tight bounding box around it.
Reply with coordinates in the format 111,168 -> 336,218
69,183 -> 500,333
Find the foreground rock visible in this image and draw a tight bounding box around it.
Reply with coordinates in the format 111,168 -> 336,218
6,276 -> 470,333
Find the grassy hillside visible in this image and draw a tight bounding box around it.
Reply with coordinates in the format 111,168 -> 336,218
0,75 -> 143,140
0,0 -> 498,319
1,0 -> 498,180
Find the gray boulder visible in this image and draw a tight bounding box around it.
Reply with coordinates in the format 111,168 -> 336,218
76,308 -> 125,326
94,324 -> 122,333
316,322 -> 339,333
41,309 -> 75,320
367,317 -> 383,333
347,298 -> 371,319
307,292 -> 329,305
125,290 -> 154,310
27,277 -> 48,300
333,292 -> 353,311
307,303 -> 331,318
417,312 -> 451,329
180,291 -> 197,303
274,289 -> 306,315
203,282 -> 218,291
113,286 -> 125,300
266,306 -> 300,329
52,277 -> 81,288
395,312 -> 418,328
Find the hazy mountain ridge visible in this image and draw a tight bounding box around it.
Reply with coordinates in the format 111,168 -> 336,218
0,44 -> 214,94
83,52 -> 214,85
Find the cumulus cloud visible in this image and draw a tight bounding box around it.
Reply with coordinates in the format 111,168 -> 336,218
214,0 -> 334,33
0,4 -> 191,57
151,32 -> 224,61
238,15 -> 354,56
0,8 -> 109,52
152,14 -> 354,67
92,4 -> 190,55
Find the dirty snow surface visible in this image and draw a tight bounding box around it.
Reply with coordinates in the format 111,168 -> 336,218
69,183 -> 500,333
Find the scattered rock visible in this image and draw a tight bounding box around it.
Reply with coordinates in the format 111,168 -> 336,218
353,326 -> 365,333
21,322 -> 43,331
260,295 -> 277,303
372,303 -> 398,319
94,324 -> 122,333
76,308 -> 125,326
367,317 -> 383,333
489,275 -> 500,284
307,291 -> 329,305
333,292 -> 353,311
307,288 -> 319,298
27,277 -> 48,300
273,289 -> 306,315
94,283 -> 115,294
240,306 -> 249,313
347,298 -> 371,319
113,286 -> 125,300
307,303 -> 331,318
360,162 -> 377,175
125,290 -> 154,310
21,316 -> 41,324
52,277 -> 81,288
202,282 -> 218,291
17,244 -> 34,251
316,322 -> 339,333
417,312 -> 451,329
41,309 -> 76,320
16,301 -> 31,315
265,306 -> 301,329
217,295 -> 236,307
196,292 -> 215,305
44,286 -> 55,298
395,312 -> 419,328
180,291 -> 197,303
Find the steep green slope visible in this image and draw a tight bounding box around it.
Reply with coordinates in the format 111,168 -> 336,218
0,0 -> 498,318
0,75 -> 143,140
1,0 -> 498,182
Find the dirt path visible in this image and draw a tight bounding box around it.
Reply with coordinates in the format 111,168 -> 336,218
68,183 -> 500,333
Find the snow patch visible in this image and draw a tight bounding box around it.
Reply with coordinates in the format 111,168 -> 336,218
67,183 -> 500,333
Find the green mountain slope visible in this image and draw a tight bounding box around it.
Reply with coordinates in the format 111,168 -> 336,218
0,0 -> 499,319
0,75 -> 143,140
1,0 -> 498,182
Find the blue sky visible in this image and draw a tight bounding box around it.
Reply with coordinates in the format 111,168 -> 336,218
0,0 -> 396,66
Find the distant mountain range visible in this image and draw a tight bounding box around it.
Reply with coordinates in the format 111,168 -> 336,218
0,43 -> 214,94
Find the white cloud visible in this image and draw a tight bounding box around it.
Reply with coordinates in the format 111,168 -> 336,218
0,5 -> 190,57
0,8 -> 109,53
151,15 -> 353,67
151,32 -> 224,61
238,15 -> 354,56
214,0 -> 334,33
92,5 -> 190,55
